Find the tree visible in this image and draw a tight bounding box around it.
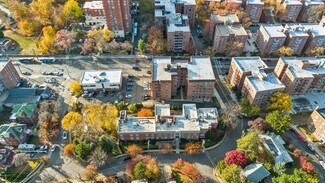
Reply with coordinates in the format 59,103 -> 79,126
89,148 -> 109,168
38,26 -> 57,54
265,110 -> 291,134
127,144 -> 142,157
267,91 -> 292,112
82,38 -> 96,54
38,122 -> 56,144
61,111 -> 82,131
306,4 -> 325,23
69,81 -> 82,97
55,29 -> 76,52
248,117 -> 269,131
307,46 -> 325,57
120,41 -> 133,53
236,10 -> 252,27
275,46 -> 294,56
237,130 -> 260,161
185,142 -> 201,154
172,158 -> 204,183
8,0 -> 29,21
273,162 -> 286,175
240,98 -> 261,117
84,164 -> 99,181
127,103 -> 141,113
64,144 -> 74,155
273,169 -> 319,183
139,0 -> 154,24
225,41 -> 244,57
221,102 -> 241,129
134,162 -> 147,180
147,25 -> 165,54
224,150 -> 247,167
142,156 -> 160,180
13,153 -> 28,167
60,0 -> 83,26
294,149 -> 302,157
216,160 -> 227,174
158,143 -> 173,154
19,19 -> 42,36
29,0 -> 55,26
220,164 -> 242,183
138,39 -> 146,55
98,137 -> 112,154
300,156 -> 315,174
137,108 -> 153,117
75,141 -> 91,160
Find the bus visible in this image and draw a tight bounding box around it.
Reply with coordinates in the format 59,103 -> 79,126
38,57 -> 55,63
18,57 -> 35,63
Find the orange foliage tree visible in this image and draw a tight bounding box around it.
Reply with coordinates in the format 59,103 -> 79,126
137,108 -> 153,117
127,144 -> 143,157
172,158 -> 205,182
64,144 -> 74,155
185,142 -> 201,154
158,143 -> 173,154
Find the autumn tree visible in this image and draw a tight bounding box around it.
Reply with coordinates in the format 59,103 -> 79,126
237,130 -> 261,161
221,102 -> 241,129
236,10 -> 252,27
89,148 -> 109,168
185,142 -> 201,154
225,41 -> 244,57
64,144 -> 74,155
220,164 -> 242,183
84,164 -> 99,181
172,159 -> 205,183
8,0 -> 29,21
29,0 -> 55,26
224,150 -> 247,167
38,122 -> 56,144
273,169 -> 319,183
38,26 -> 57,54
265,110 -> 291,134
147,25 -> 165,54
19,19 -> 42,36
139,0 -> 155,24
55,29 -> 76,53
133,162 -> 147,180
275,46 -> 294,57
138,108 -> 153,117
248,117 -> 269,131
58,0 -> 83,26
158,143 -> 173,154
75,141 -> 91,160
127,144 -> 143,157
138,39 -> 146,54
13,153 -> 28,167
267,91 -> 292,112
300,156 -> 315,174
307,46 -> 325,57
294,149 -> 302,157
306,5 -> 325,23
82,38 -> 96,55
69,81 -> 82,97
127,103 -> 143,113
61,111 -> 82,131
240,98 -> 261,117
273,162 -> 286,175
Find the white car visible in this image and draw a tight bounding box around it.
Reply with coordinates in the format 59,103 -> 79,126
320,161 -> 325,170
13,61 -> 21,66
50,145 -> 56,152
125,95 -> 132,99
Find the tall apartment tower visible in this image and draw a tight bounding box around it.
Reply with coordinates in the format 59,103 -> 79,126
256,24 -> 287,54
0,60 -> 20,95
283,24 -> 309,55
245,0 -> 264,23
278,0 -> 303,22
299,0 -> 324,22
102,0 -> 131,37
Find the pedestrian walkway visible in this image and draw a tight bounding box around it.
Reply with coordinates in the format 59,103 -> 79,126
214,88 -> 226,109
175,138 -> 180,154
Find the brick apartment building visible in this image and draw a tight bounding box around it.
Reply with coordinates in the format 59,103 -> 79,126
152,56 -> 215,101
228,57 -> 268,90
278,0 -> 303,22
299,0 -> 324,22
306,108 -> 325,143
155,0 -> 195,52
117,104 -> 218,141
241,70 -> 285,107
301,23 -> 325,53
245,0 -> 264,22
209,13 -> 240,40
256,24 -> 287,54
0,60 -> 20,95
83,0 -> 131,37
274,57 -> 325,94
283,24 -> 309,55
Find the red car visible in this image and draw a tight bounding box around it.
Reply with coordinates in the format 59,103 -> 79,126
298,135 -> 307,142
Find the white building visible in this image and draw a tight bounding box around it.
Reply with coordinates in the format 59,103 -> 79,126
83,1 -> 106,28
80,70 -> 122,92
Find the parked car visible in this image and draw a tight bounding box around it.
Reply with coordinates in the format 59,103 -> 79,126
128,74 -> 134,78
289,127 -> 297,133
42,72 -> 50,75
51,145 -> 56,152
22,71 -> 31,75
320,161 -> 325,170
147,70 -> 152,74
110,92 -> 116,97
62,131 -> 68,140
132,66 -> 141,71
307,144 -> 315,152
127,79 -> 134,82
298,135 -> 307,142
125,95 -> 132,99
13,61 -> 20,66
126,86 -> 133,91
126,82 -> 134,86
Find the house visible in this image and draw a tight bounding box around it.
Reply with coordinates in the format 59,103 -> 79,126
0,123 -> 29,146
0,39 -> 14,50
242,163 -> 271,183
9,103 -> 38,125
259,132 -> 293,165
0,149 -> 14,170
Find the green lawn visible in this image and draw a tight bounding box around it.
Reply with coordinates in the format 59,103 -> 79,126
3,30 -> 39,54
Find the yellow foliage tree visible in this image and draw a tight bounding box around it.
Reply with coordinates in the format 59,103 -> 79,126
29,0 -> 55,26
64,144 -> 74,155
61,112 -> 82,131
137,108 -> 153,117
61,0 -> 83,25
38,26 -> 56,54
69,81 -> 82,97
185,142 -> 201,154
19,19 -> 42,36
307,46 -> 325,57
84,164 -> 99,181
275,46 -> 294,57
127,144 -> 143,157
267,91 -> 292,112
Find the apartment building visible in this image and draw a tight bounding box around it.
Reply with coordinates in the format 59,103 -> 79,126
152,56 -> 215,101
80,70 -> 122,92
256,25 -> 287,54
274,57 -> 325,94
213,25 -> 248,53
209,13 -> 240,40
306,108 -> 325,143
0,60 -> 20,95
241,70 -> 285,107
278,0 -> 303,22
299,0 -> 324,22
228,57 -> 268,90
83,0 -> 131,37
283,24 -> 309,55
155,0 -> 195,52
245,0 -> 264,23
117,104 -> 218,141
302,23 -> 325,52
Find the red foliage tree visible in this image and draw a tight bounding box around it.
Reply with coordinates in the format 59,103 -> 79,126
224,150 -> 247,167
300,156 -> 315,174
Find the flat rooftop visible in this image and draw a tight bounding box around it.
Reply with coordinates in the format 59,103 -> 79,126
152,56 -> 215,81
261,24 -> 287,38
155,104 -> 171,116
226,0 -> 242,3
118,117 -> 156,133
211,13 -> 240,24
304,0 -> 324,5
83,1 -> 103,9
247,72 -> 285,92
233,57 -> 268,73
284,0 -> 302,5
216,25 -> 247,36
0,60 -> 9,71
80,70 -> 122,84
281,57 -> 325,78
285,24 -> 309,37
300,23 -> 325,36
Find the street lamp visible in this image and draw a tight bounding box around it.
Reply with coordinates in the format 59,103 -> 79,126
147,140 -> 150,151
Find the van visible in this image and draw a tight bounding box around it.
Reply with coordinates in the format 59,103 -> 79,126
18,144 -> 36,151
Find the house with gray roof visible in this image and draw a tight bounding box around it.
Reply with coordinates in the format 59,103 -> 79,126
0,123 -> 28,146
242,163 -> 271,183
9,103 -> 38,125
